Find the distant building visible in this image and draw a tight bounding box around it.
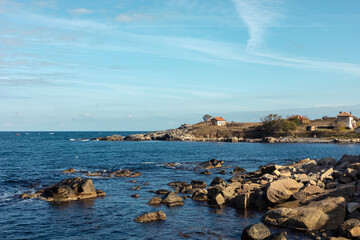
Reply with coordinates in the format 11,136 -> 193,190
211,117 -> 226,126
287,115 -> 310,124
337,112 -> 357,129
356,127 -> 360,134
306,126 -> 317,131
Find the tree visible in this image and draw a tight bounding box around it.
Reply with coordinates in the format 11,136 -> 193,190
203,114 -> 212,122
260,114 -> 297,137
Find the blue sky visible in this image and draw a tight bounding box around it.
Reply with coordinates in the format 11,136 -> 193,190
1,0 -> 359,131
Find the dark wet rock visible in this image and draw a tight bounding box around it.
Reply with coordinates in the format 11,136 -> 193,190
210,177 -> 226,187
218,170 -> 226,175
201,170 -> 212,175
210,193 -> 225,206
260,165 -> 280,175
198,159 -> 224,169
63,168 -> 76,173
39,177 -> 103,201
131,194 -> 140,198
134,210 -> 166,223
147,196 -> 162,205
130,180 -> 137,183
241,222 -> 271,240
20,193 -> 37,199
92,135 -> 124,141
192,189 -> 208,201
207,185 -> 225,199
161,191 -> 184,207
96,189 -> 106,197
168,182 -> 189,189
191,180 -> 207,189
232,167 -> 246,174
266,179 -> 300,204
131,186 -> 141,190
340,218 -> 360,238
155,189 -> 170,195
144,182 -> 150,185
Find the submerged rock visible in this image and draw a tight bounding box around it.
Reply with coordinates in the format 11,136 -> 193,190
198,159 -> 224,169
134,211 -> 166,223
63,168 -> 76,173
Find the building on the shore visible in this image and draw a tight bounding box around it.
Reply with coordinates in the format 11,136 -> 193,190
287,115 -> 310,124
337,112 -> 357,129
211,117 -> 226,126
356,127 -> 360,134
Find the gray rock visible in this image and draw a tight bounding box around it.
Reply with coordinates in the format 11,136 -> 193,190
241,222 -> 271,240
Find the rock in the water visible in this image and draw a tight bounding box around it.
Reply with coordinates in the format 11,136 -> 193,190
201,170 -> 212,175
266,179 -> 300,204
265,232 -> 287,240
134,211 -> 166,223
161,191 -> 184,207
63,168 -> 76,173
241,222 -> 271,240
131,194 -> 140,198
92,135 -> 124,141
147,196 -> 162,205
210,177 -> 226,187
232,166 -> 246,173
96,189 -> 106,197
191,180 -> 207,188
340,218 -> 360,238
40,177 -> 103,201
198,159 -> 224,169
155,189 -> 169,195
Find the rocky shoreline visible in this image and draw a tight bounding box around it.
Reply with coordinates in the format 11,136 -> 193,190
74,124 -> 360,144
19,154 -> 360,239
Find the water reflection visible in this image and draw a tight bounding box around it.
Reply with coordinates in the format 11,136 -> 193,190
49,198 -> 96,210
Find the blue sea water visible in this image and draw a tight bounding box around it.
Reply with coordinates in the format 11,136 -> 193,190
1,131 -> 360,240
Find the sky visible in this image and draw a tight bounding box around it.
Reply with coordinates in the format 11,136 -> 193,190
1,0 -> 359,131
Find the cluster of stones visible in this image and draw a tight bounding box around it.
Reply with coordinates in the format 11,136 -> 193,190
176,154 -> 360,239
20,177 -> 105,201
63,168 -> 142,178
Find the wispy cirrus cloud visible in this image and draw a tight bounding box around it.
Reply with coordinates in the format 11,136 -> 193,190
232,0 -> 284,50
68,8 -> 93,16
114,13 -> 153,22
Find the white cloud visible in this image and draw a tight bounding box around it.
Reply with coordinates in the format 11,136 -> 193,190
114,13 -> 152,22
80,113 -> 92,118
68,8 -> 93,16
232,0 -> 284,50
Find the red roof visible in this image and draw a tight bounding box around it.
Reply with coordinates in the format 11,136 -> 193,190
287,115 -> 309,121
212,117 -> 226,121
337,112 -> 354,117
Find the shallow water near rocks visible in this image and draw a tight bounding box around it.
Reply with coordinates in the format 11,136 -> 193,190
1,131 -> 360,239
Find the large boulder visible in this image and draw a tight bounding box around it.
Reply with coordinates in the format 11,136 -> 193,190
134,211 -> 166,223
266,179 -> 300,204
40,177 -> 103,201
241,222 -> 271,240
263,197 -> 346,231
161,191 -> 184,207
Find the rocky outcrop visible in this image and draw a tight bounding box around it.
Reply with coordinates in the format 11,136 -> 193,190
134,211 -> 166,223
85,169 -> 141,178
91,135 -> 124,141
21,177 -> 105,202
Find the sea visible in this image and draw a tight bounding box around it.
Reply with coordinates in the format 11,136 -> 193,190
1,131 -> 360,240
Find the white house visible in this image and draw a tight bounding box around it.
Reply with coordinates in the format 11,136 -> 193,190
337,112 -> 357,129
211,117 -> 226,126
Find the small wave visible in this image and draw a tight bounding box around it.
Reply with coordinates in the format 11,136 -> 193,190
141,162 -> 158,164
69,139 -> 75,141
